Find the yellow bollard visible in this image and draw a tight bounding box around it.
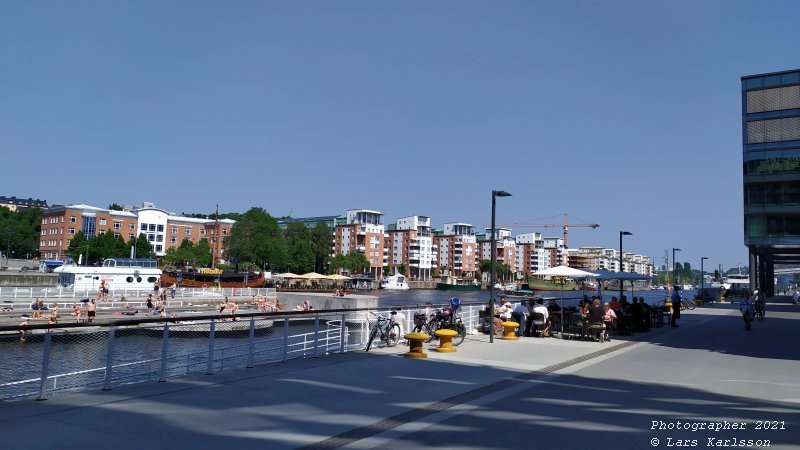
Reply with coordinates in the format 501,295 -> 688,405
501,321 -> 520,340
434,329 -> 458,353
404,332 -> 429,358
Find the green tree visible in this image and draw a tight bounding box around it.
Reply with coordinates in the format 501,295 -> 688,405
329,252 -> 370,274
108,203 -> 124,211
66,231 -> 90,264
397,264 -> 407,276
0,206 -> 43,259
93,231 -> 128,260
128,233 -> 155,259
310,222 -> 333,273
227,207 -> 286,270
382,265 -> 391,277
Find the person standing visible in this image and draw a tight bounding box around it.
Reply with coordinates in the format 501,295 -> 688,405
670,286 -> 681,327
792,289 -> 799,306
87,299 -> 97,323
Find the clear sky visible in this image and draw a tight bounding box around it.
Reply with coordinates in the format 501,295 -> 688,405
2,1 -> 799,271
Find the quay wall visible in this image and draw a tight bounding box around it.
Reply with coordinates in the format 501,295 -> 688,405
276,291 -> 378,311
408,281 -> 436,289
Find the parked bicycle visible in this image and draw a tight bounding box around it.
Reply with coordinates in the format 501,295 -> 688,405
422,306 -> 466,346
365,311 -> 401,352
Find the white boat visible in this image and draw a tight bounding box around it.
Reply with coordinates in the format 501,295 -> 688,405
720,274 -> 750,290
380,274 -> 409,290
57,258 -> 162,292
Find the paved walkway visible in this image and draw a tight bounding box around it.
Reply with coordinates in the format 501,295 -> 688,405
1,303 -> 799,449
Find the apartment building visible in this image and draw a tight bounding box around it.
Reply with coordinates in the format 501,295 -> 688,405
515,232 -> 552,276
386,215 -> 434,280
568,246 -> 653,276
478,228 -> 516,277
542,237 -> 566,267
39,203 -> 232,260
334,209 -> 386,279
433,223 -> 477,278
0,196 -> 48,212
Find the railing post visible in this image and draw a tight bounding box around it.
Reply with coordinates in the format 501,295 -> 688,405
339,313 -> 347,353
206,319 -> 216,375
313,314 -> 320,357
282,317 -> 289,362
103,327 -> 116,391
37,331 -> 53,401
247,317 -> 255,368
158,322 -> 170,382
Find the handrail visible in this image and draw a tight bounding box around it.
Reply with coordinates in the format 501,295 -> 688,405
0,300 -> 488,333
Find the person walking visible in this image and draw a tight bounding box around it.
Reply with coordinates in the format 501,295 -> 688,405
670,286 -> 681,327
740,294 -> 755,331
87,299 -> 97,323
792,289 -> 799,306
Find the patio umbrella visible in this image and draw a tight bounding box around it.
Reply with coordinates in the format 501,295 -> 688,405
532,266 -> 599,339
296,272 -> 327,279
275,273 -> 300,279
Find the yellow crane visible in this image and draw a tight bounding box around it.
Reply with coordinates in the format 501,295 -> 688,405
499,213 -> 599,249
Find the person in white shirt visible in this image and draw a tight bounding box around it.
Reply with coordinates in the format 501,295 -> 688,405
532,299 -> 550,336
740,295 -> 755,331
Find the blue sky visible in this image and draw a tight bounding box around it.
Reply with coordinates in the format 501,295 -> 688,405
1,1 -> 799,271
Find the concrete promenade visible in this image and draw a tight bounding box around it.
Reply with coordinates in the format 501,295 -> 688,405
1,301 -> 799,449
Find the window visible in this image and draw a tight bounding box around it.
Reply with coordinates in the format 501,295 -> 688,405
148,234 -> 155,242
130,223 -> 135,230
200,230 -> 206,235
141,224 -> 147,231
149,224 -> 156,232
115,232 -> 120,238
69,216 -> 76,223
147,276 -> 158,283
155,245 -> 162,252
157,225 -> 164,232
99,218 -> 106,225
185,227 -> 191,235
129,234 -> 135,240
222,229 -> 228,235
171,227 -> 178,234
113,222 -> 121,230
68,227 -> 75,234
170,237 -> 176,244
156,234 -> 163,242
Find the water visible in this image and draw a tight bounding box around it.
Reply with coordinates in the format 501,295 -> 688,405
373,288 -> 673,308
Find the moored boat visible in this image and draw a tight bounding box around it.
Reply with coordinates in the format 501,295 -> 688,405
57,258 -> 162,291
380,274 -> 410,290
436,275 -> 481,291
160,268 -> 265,288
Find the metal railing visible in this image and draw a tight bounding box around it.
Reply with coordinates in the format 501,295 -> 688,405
0,303 -> 483,402
0,286 -> 277,300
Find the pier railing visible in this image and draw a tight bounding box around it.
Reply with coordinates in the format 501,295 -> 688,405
0,303 -> 484,402
0,286 -> 277,300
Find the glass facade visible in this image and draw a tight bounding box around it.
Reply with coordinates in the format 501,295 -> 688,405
743,70 -> 800,246
82,215 -> 96,237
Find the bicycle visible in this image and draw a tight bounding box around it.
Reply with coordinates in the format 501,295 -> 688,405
365,311 -> 401,352
423,307 -> 466,346
680,299 -> 696,311
754,298 -> 766,320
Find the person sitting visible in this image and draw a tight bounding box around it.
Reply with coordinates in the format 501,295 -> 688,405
546,298 -> 562,334
630,297 -> 644,331
587,298 -> 605,341
609,296 -> 621,312
532,299 -> 550,337
602,302 -> 617,340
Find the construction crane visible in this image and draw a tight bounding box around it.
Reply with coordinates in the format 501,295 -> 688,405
498,213 -> 599,249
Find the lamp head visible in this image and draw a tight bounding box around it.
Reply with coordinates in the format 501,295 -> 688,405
492,190 -> 512,197
701,256 -> 708,261
620,231 -> 632,236
673,248 -> 682,252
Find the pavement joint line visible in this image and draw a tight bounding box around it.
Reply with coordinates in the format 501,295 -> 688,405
298,340 -> 637,450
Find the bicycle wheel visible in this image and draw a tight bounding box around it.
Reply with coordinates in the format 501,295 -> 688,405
365,325 -> 378,352
686,300 -> 696,310
680,301 -> 687,311
450,322 -> 466,346
424,319 -> 439,343
386,324 -> 401,347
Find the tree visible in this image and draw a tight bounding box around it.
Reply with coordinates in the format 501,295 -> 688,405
329,252 -> 370,274
66,231 -> 90,264
227,207 -> 285,270
397,264 -> 407,276
310,222 -> 333,273
108,203 -> 124,211
0,206 -> 43,259
128,233 -> 155,259
93,231 -> 127,260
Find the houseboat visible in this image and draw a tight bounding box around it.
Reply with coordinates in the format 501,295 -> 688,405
56,258 -> 162,291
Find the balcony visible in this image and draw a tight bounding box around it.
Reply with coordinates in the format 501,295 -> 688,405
356,245 -> 366,253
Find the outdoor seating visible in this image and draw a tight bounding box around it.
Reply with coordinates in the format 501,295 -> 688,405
529,312 -> 546,338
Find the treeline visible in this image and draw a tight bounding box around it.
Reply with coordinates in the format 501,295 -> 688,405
0,207 -> 42,260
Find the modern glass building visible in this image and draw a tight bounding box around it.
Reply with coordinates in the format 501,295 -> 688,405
742,69 -> 800,295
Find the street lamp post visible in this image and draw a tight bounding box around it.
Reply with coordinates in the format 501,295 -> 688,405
619,231 -> 632,302
672,248 -> 682,289
700,256 -> 708,303
489,190 -> 512,344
